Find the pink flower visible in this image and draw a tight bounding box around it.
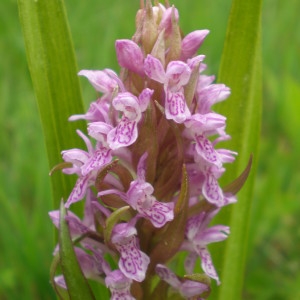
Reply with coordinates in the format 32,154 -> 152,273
61,130 -> 112,207
144,54 -> 192,123
126,153 -> 174,227
182,210 -> 230,284
107,89 -> 153,149
98,153 -> 174,228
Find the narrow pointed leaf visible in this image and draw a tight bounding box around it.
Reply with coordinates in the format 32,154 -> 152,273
59,201 -> 95,300
50,253 -> 66,300
104,205 -> 131,244
95,160 -> 120,189
49,162 -> 73,176
149,280 -> 169,300
184,273 -> 211,286
17,0 -> 86,210
223,154 -> 253,195
212,0 -> 262,299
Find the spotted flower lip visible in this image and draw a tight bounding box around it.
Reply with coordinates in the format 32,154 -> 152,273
111,222 -> 150,282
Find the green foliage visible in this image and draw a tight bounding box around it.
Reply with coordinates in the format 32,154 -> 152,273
210,0 -> 263,299
17,0 -> 86,209
58,201 -> 95,300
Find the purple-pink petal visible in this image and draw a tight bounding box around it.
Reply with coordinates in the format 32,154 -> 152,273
166,61 -> 191,90
196,84 -> 231,114
217,149 -> 238,164
165,89 -> 191,123
180,278 -> 209,298
105,270 -> 134,300
69,100 -> 108,122
194,134 -> 222,167
112,224 -> 150,282
199,247 -> 220,285
78,70 -> 117,94
156,264 -> 209,298
126,175 -> 174,228
115,39 -> 144,75
187,54 -> 206,70
202,172 -> 224,207
200,225 -> 230,244
181,30 -> 209,61
197,75 -> 215,89
87,122 -> 113,142
65,175 -> 90,208
81,147 -> 112,176
107,118 -> 138,150
136,152 -> 148,181
61,148 -> 88,175
137,199 -> 174,228
185,112 -> 226,133
138,88 -> 153,112
155,264 -> 181,289
144,54 -> 166,83
159,6 -> 179,36
185,213 -> 205,240
113,92 -> 141,121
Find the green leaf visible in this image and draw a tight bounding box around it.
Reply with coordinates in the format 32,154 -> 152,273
104,205 -> 131,244
212,0 -> 263,299
50,253 -> 67,300
17,0 -> 86,210
59,201 -> 95,300
223,154 -> 253,195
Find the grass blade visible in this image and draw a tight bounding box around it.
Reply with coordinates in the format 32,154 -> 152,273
212,0 -> 263,299
59,201 -> 95,300
17,0 -> 86,209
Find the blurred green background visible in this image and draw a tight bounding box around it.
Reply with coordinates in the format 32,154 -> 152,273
0,0 -> 299,299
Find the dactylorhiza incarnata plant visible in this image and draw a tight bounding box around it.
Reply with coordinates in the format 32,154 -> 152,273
49,1 -> 250,299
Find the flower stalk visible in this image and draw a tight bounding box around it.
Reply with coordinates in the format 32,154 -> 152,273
43,1 -> 258,299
